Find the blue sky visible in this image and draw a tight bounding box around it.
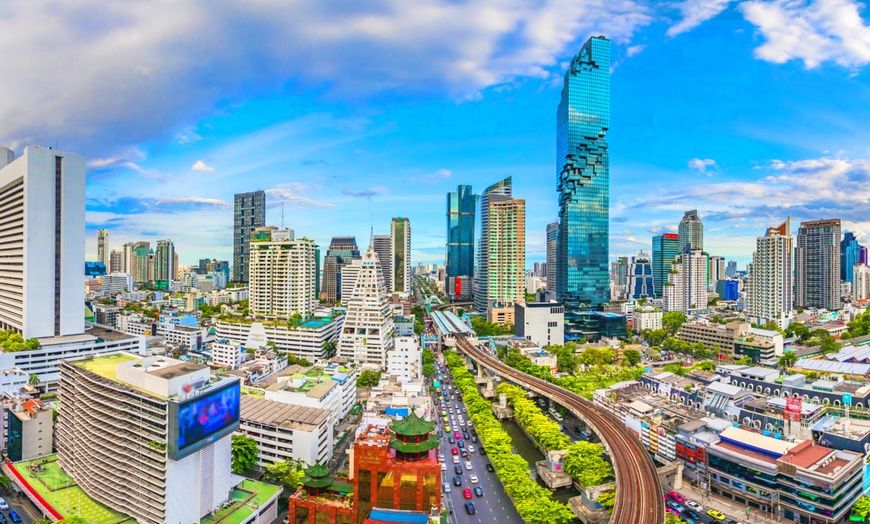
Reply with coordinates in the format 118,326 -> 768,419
3,0 -> 870,268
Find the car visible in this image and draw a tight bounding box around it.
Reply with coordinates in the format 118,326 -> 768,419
485,463 -> 494,472
707,510 -> 726,521
442,482 -> 452,493
455,404 -> 460,409
439,454 -> 444,461
442,416 -> 448,422
458,440 -> 465,448
467,445 -> 475,453
451,447 -> 459,455
461,450 -> 469,458
685,500 -> 703,513
462,407 -> 467,412
7,513 -> 19,524
668,491 -> 685,503
464,502 -> 476,515
454,465 -> 462,475
684,509 -> 702,521
462,432 -> 469,439
479,448 -> 487,456
448,408 -> 453,414
453,431 -> 460,439
0,498 -> 8,511
463,487 -> 472,499
474,486 -> 483,497
452,456 -> 460,463
470,428 -> 477,435
666,501 -> 685,513
469,474 -> 478,483
441,463 -> 447,471
445,425 -> 451,432
453,476 -> 462,486
448,437 -> 455,444
464,461 -> 473,470
471,435 -> 478,443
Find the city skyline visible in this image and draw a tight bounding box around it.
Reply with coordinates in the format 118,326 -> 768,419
3,2 -> 870,267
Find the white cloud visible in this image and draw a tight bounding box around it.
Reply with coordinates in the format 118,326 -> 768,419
265,184 -> 334,208
740,0 -> 870,69
191,160 -> 213,172
626,44 -> 647,56
688,157 -> 716,173
415,168 -> 452,184
0,0 -> 655,154
155,196 -> 229,207
667,0 -> 733,37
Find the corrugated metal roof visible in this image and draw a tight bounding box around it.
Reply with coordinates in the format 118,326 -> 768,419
240,395 -> 330,431
794,359 -> 870,375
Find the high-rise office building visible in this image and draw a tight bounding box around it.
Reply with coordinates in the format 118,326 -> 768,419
546,221 -> 559,296
337,249 -> 395,367
446,185 -> 477,301
249,227 -> 317,318
483,198 -> 525,324
707,255 -> 726,290
474,177 -> 512,313
373,234 -> 392,291
58,354 -> 240,524
154,239 -> 175,282
663,249 -> 707,314
679,209 -> 704,252
652,233 -> 680,299
109,249 -> 124,274
726,260 -> 738,278
854,264 -> 870,300
0,146 -> 85,339
232,190 -> 266,284
556,36 -> 610,309
841,231 -> 864,282
795,219 -> 841,310
321,236 -> 361,303
627,251 -> 654,300
391,217 -> 411,294
746,219 -> 793,329
129,241 -> 151,284
97,228 -> 109,266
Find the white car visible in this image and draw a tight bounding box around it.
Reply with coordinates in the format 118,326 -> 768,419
442,464 -> 447,471
467,445 -> 475,453
469,474 -> 479,483
465,461 -> 473,470
685,500 -> 703,513
0,497 -> 8,511
453,456 -> 460,463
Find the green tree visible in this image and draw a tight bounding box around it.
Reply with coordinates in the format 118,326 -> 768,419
663,362 -> 687,376
596,489 -> 615,511
694,360 -> 716,372
778,352 -> 798,368
28,373 -> 39,387
321,340 -> 337,358
356,370 -> 382,387
264,459 -> 305,492
643,328 -> 668,346
0,476 -> 10,490
623,349 -> 641,366
422,348 -> 435,365
65,518 -> 88,524
820,336 -> 840,354
563,441 -> 614,487
662,311 -> 687,335
853,495 -> 870,518
231,434 -> 260,474
736,355 -> 754,365
422,363 -> 436,378
666,514 -> 684,524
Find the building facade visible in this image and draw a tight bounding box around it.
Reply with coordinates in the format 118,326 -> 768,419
841,231 -> 864,282
445,185 -> 477,301
97,228 -> 110,266
239,395 -> 332,467
514,302 -> 565,347
391,217 -> 411,295
746,220 -> 793,329
556,36 -> 611,310
679,209 -> 704,252
249,227 -> 317,319
233,190 -> 266,284
373,234 -> 392,292
473,177 -> 512,314
652,234 -> 680,299
154,239 -> 175,282
6,399 -> 53,461
484,198 -> 526,324
546,221 -> 559,296
663,250 -> 707,314
321,237 -> 361,304
795,219 -> 841,311
0,146 -> 86,339
337,250 -> 396,368
627,251 -> 654,299
109,249 -> 124,274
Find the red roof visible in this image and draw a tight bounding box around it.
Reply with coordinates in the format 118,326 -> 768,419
21,399 -> 43,415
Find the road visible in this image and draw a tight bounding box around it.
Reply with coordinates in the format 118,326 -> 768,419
435,373 -> 525,524
453,334 -> 666,524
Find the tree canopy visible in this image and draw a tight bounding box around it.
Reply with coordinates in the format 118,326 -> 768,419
623,349 -> 641,366
662,311 -> 687,335
0,330 -> 40,352
470,316 -> 514,336
563,441 -> 614,487
264,459 -> 305,492
356,370 -> 382,387
778,352 -> 798,368
497,383 -> 570,451
231,434 -> 260,474
852,495 -> 870,518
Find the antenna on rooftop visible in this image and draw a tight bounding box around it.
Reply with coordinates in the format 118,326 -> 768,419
369,214 -> 374,250
281,202 -> 285,228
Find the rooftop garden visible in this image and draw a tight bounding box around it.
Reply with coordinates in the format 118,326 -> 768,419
0,330 -> 40,352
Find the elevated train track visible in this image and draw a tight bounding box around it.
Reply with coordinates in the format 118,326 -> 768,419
453,333 -> 665,524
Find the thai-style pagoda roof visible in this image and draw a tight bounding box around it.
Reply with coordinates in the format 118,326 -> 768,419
389,412 -> 436,437
302,461 -> 333,489
390,434 -> 439,454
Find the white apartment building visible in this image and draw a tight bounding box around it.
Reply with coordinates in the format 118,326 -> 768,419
0,146 -> 85,339
211,340 -> 245,369
386,335 -> 422,382
337,249 -> 396,367
101,273 -> 133,295
633,307 -> 663,332
249,228 -> 317,318
117,314 -> 208,351
746,221 -> 793,330
514,301 -> 565,347
213,314 -> 343,361
238,395 -> 332,467
854,264 -> 870,300
663,250 -> 708,314
58,354 -> 240,524
263,363 -> 358,423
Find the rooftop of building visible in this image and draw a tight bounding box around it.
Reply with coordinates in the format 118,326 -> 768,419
72,352 -> 139,381
240,395 -> 330,431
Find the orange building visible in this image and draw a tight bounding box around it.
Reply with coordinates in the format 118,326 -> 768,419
289,413 -> 441,524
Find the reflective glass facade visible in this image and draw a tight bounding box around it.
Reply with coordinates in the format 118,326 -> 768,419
652,234 -> 680,298
556,37 -> 610,309
446,185 -> 477,300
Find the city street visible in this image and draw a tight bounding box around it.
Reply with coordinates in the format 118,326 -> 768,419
434,372 -> 525,524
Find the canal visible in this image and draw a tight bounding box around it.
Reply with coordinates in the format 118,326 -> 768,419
499,418 -> 582,504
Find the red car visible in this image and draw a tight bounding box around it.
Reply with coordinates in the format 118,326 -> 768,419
463,488 -> 472,499
667,491 -> 684,503
451,447 -> 459,455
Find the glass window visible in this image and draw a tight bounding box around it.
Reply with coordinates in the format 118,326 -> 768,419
399,473 -> 418,511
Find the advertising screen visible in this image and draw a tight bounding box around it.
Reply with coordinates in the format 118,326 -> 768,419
169,380 -> 240,460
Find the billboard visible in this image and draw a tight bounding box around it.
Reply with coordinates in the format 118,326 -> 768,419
168,380 -> 240,460
784,396 -> 802,423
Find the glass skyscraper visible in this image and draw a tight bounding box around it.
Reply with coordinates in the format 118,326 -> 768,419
474,177 -> 512,313
233,190 -> 266,284
652,233 -> 680,298
841,231 -> 865,282
556,36 -> 610,308
446,185 -> 477,301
